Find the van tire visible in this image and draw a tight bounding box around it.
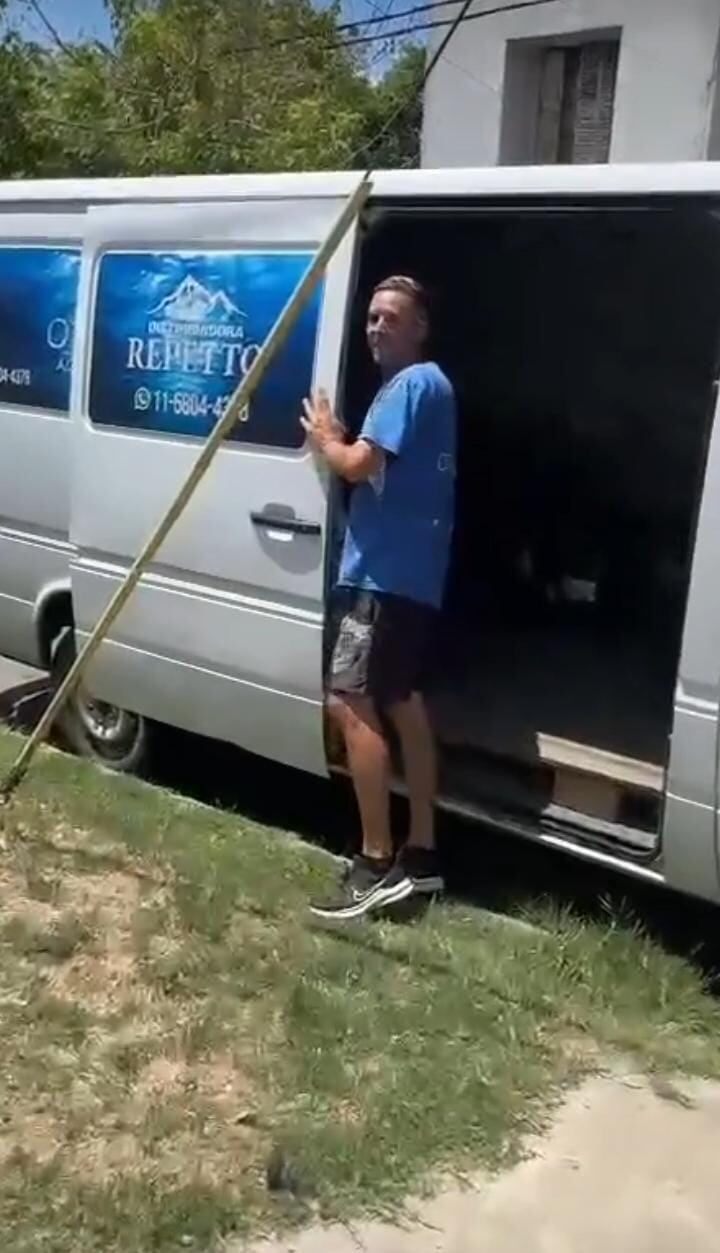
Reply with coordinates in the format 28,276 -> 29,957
49,626 -> 152,775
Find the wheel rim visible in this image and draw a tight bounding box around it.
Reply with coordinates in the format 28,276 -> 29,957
76,691 -> 141,756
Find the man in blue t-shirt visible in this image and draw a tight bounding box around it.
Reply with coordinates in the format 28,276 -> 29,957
300,275 -> 456,922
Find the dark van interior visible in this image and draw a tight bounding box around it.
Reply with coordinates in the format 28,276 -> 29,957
338,197 -> 720,855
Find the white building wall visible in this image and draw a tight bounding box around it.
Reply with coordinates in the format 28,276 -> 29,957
422,0 -> 720,167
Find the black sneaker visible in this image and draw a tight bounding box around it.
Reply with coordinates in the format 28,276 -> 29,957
380,846 -> 445,903
309,855 -> 394,922
310,849 -> 444,923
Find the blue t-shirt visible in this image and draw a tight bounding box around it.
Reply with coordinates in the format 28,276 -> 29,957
338,361 -> 456,608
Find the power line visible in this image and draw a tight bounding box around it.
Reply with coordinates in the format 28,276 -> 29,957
18,0 -> 493,60
23,0 -> 66,48
31,0 -> 563,141
337,0 -> 458,35
351,0 -> 564,168
24,1 -> 563,63
348,0 -> 475,165
361,0 -> 401,38
363,0 -> 403,70
327,0 -> 563,51
362,0 -> 399,16
23,0 -> 81,59
209,0 -> 562,58
253,0 -> 563,54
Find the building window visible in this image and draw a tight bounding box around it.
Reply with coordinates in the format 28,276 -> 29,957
500,31 -> 620,166
538,39 -> 620,164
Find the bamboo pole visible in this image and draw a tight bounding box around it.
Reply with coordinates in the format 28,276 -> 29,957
0,174 -> 372,801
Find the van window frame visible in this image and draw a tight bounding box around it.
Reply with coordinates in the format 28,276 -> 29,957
0,240 -> 81,418
85,243 -> 325,455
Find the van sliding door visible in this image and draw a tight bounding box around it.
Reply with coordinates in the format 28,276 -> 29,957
70,196 -> 359,775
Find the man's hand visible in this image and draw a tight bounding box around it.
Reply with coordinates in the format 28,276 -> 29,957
300,389 -> 345,451
301,388 -> 384,484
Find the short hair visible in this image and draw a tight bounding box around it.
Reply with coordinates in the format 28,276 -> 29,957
372,275 -> 430,321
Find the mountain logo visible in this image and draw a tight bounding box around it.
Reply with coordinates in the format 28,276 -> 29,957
151,275 -> 246,324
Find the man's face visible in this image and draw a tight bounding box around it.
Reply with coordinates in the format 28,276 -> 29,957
366,289 -> 427,373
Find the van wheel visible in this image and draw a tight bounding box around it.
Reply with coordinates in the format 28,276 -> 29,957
49,626 -> 151,774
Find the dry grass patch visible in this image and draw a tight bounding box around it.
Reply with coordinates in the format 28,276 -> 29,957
0,795 -> 273,1249
0,1111 -> 63,1168
0,729 -> 719,1251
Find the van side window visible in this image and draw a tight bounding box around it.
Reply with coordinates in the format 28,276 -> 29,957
0,246 -> 80,413
89,249 -> 321,449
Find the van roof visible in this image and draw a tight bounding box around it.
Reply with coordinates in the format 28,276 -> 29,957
1,163 -> 720,205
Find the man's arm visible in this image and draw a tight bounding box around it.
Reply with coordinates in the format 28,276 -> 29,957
319,435 -> 384,484
301,392 -> 385,484
302,375 -> 419,483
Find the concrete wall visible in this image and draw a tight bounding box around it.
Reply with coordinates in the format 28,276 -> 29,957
422,0 -> 720,167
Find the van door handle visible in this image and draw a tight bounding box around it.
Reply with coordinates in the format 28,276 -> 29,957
250,510 -> 321,537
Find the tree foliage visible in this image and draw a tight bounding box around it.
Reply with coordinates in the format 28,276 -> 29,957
0,3 -> 50,177
1,0 -> 424,178
356,43 -> 425,171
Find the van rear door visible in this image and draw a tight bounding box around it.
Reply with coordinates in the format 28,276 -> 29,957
70,194 -> 359,775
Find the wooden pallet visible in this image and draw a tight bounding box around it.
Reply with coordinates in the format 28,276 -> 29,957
534,733 -> 663,823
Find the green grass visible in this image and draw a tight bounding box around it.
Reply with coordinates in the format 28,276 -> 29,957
0,729 -> 718,1251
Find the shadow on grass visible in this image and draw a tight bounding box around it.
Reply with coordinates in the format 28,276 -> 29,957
150,725 -> 720,990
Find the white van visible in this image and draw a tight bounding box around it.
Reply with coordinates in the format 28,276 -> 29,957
2,165 -> 720,906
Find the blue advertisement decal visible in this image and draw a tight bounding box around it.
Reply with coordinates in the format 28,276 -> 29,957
89,250 -> 322,448
0,247 -> 80,413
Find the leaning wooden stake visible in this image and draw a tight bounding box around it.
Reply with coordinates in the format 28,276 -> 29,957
0,174 -> 372,802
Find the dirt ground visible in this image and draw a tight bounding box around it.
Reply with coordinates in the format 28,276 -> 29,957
242,1072 -> 720,1253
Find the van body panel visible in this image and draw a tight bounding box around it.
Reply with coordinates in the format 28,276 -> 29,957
73,563 -> 322,700
666,704 -> 718,811
663,705 -> 718,903
5,161 -> 720,208
0,213 -> 84,664
670,398 -> 720,715
662,794 -> 719,903
70,196 -> 359,776
664,379 -> 720,900
0,531 -> 72,664
81,637 -> 320,775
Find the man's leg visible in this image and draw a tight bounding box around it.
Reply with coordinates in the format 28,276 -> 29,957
312,689 -> 441,920
310,694 -> 395,920
387,691 -> 437,851
311,593 -> 441,920
328,693 -> 393,862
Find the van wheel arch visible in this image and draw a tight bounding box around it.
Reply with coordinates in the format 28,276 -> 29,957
37,587 -> 74,669
44,611 -> 152,777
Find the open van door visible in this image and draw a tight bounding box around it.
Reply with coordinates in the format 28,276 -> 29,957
69,192 -> 360,775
